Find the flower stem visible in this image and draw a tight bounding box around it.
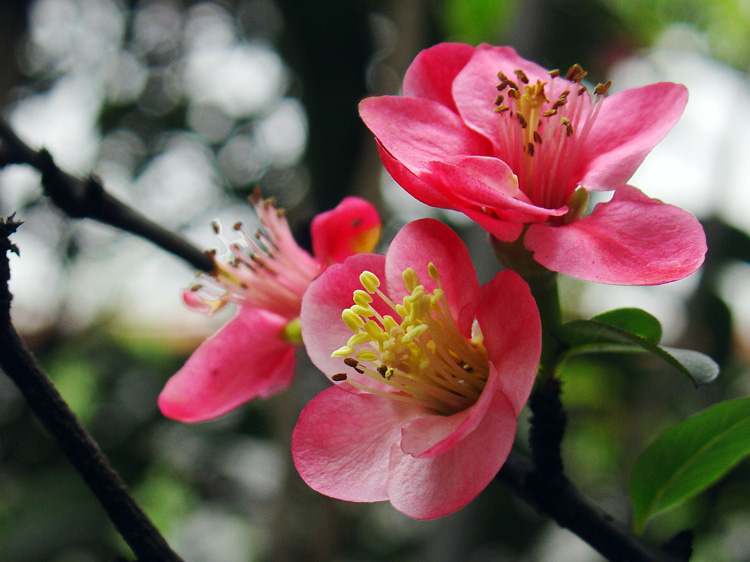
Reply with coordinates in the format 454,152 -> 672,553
524,271 -> 562,380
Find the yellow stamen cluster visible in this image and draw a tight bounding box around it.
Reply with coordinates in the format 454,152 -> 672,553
331,264 -> 489,415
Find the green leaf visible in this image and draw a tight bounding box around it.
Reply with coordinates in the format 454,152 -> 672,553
630,397 -> 750,532
591,308 -> 662,343
557,314 -> 719,387
440,0 -> 517,44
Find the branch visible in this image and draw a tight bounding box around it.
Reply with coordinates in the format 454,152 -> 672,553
498,450 -> 686,562
497,377 -> 691,562
0,119 -> 214,272
0,218 -> 184,562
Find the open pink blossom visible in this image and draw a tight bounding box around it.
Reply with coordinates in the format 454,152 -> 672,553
293,218 -> 541,519
159,192 -> 381,423
359,43 -> 706,285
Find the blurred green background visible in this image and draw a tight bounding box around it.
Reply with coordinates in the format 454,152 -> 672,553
1,0 -> 750,560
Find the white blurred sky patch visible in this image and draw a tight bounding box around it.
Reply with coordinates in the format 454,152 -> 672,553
1,0 -> 307,339
10,75 -> 103,173
575,24 -> 750,347
611,24 -> 750,231
183,41 -> 287,118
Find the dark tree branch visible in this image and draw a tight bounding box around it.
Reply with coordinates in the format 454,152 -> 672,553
0,119 -> 214,272
499,376 -> 690,562
498,450 -> 686,562
0,218 -> 184,562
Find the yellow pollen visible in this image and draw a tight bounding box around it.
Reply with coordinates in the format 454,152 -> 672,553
360,271 -> 380,293
332,346 -> 354,357
342,309 -> 364,331
331,263 -> 490,415
353,290 -> 373,306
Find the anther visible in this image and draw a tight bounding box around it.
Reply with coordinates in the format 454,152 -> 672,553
353,290 -> 373,306
560,117 -> 574,137
332,373 -> 348,381
507,88 -> 519,100
342,309 -> 365,331
549,69 -> 560,78
518,114 -> 528,129
565,64 -> 587,82
402,268 -> 420,292
347,332 -> 371,347
332,346 -> 355,357
350,304 -> 373,317
494,105 -> 510,113
233,222 -> 242,230
356,350 -> 378,362
494,94 -> 504,105
360,271 -> 380,293
344,357 -> 365,373
514,69 -> 530,84
428,262 -> 439,281
542,109 -> 557,117
533,130 -> 543,144
527,142 -> 535,156
594,80 -> 612,96
211,220 -> 221,234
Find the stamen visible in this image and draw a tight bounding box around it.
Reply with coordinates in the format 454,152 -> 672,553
331,264 -> 490,415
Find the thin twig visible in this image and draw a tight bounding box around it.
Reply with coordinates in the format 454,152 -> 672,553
0,119 -> 214,272
0,219 -> 184,562
498,450 -> 686,562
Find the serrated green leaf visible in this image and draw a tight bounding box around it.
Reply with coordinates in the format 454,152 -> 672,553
591,308 -> 662,343
630,397 -> 750,532
557,318 -> 719,387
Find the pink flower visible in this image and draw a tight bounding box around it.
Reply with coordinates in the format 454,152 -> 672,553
293,219 -> 541,519
359,43 -> 706,285
159,192 -> 381,422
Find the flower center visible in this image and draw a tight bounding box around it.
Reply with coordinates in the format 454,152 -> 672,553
185,189 -> 322,319
493,65 -> 611,210
330,264 -> 489,415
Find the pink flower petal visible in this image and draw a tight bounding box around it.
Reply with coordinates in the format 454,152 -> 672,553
476,271 -> 541,414
292,386 -> 425,502
384,219 -> 479,335
424,159 -> 561,222
375,141 -> 473,209
452,44 -> 550,147
402,42 -> 476,112
301,253 -> 390,384
524,185 -> 707,285
579,82 -> 688,190
311,197 -> 382,266
399,366 -> 502,458
387,386 -> 517,519
158,308 -> 296,422
359,96 -> 492,173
